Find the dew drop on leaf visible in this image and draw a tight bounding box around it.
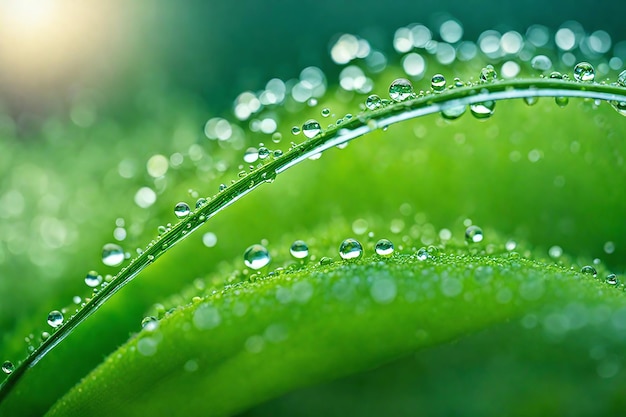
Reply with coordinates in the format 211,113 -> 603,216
465,225 -> 484,243
431,74 -> 446,92
2,360 -> 14,374
243,147 -> 259,163
365,94 -> 383,110
617,70 -> 626,87
581,265 -> 597,277
289,240 -> 309,259
479,65 -> 497,83
469,100 -> 496,119
47,310 -> 64,328
102,243 -> 125,267
243,244 -> 271,270
388,78 -> 414,102
84,270 -> 102,288
375,238 -> 394,256
141,316 -> 159,331
174,202 -> 191,219
302,120 -> 322,138
339,238 -> 363,260
416,247 -> 429,261
606,274 -> 619,285
321,108 -> 331,117
573,61 -> 595,82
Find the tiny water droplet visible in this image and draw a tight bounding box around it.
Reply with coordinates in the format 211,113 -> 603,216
416,247 -> 429,261
321,108 -> 331,117
47,310 -> 64,328
549,71 -> 563,79
102,243 -> 125,267
195,197 -> 207,208
375,239 -> 394,256
524,96 -> 538,106
581,265 -> 597,277
441,105 -> 466,120
617,70 -> 626,87
174,202 -> 191,218
319,256 -> 333,265
291,126 -> 301,135
302,119 -> 322,138
273,150 -> 283,158
389,78 -> 414,102
290,240 -> 309,259
2,361 -> 14,374
219,184 -> 227,192
479,65 -> 497,83
606,274 -> 619,285
84,270 -> 102,288
470,100 -> 496,119
555,96 -> 569,107
610,100 -> 626,116
573,61 -> 595,82
339,238 -> 363,260
244,244 -> 271,270
465,225 -> 484,243
431,74 -> 446,92
271,132 -> 282,143
41,331 -> 50,340
141,316 -> 159,331
366,94 -> 383,110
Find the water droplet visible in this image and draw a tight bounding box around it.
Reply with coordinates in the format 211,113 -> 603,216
84,270 -> 102,288
243,147 -> 259,163
158,225 -> 167,235
375,238 -> 394,256
573,61 -> 595,82
470,100 -> 496,119
195,198 -> 207,209
271,132 -> 282,143
617,70 -> 626,87
431,74 -> 446,92
524,96 -> 538,106
606,274 -> 619,285
302,119 -> 321,138
321,108 -> 331,117
610,100 -> 626,116
174,202 -> 191,219
388,78 -> 414,102
319,256 -> 333,266
141,316 -> 159,331
289,240 -> 309,259
244,244 -> 271,270
416,247 -> 429,261
479,65 -> 497,83
465,225 -> 484,243
604,241 -> 615,254
549,71 -> 563,79
581,265 -> 597,277
2,361 -> 14,374
339,238 -> 363,260
41,331 -> 50,340
47,310 -> 64,328
441,105 -> 466,120
531,55 -> 552,71
291,126 -> 301,135
219,184 -> 227,192
555,96 -> 569,107
102,243 -> 124,267
365,94 -> 383,110
273,150 -> 283,158
258,147 -> 270,159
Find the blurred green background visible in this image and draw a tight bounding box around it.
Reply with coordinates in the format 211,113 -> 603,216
1,0 -> 626,415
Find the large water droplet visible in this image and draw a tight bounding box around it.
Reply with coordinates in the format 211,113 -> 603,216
102,243 -> 124,267
289,240 -> 309,259
470,100 -> 496,119
431,74 -> 446,92
479,65 -> 497,83
302,120 -> 321,138
581,265 -> 597,277
47,310 -> 64,328
465,225 -> 484,243
388,78 -> 414,102
244,244 -> 271,270
243,147 -> 259,163
84,270 -> 102,288
365,94 -> 383,110
375,238 -> 394,256
2,361 -> 14,374
174,202 -> 191,218
573,61 -> 595,82
339,238 -> 363,260
606,274 -> 619,286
